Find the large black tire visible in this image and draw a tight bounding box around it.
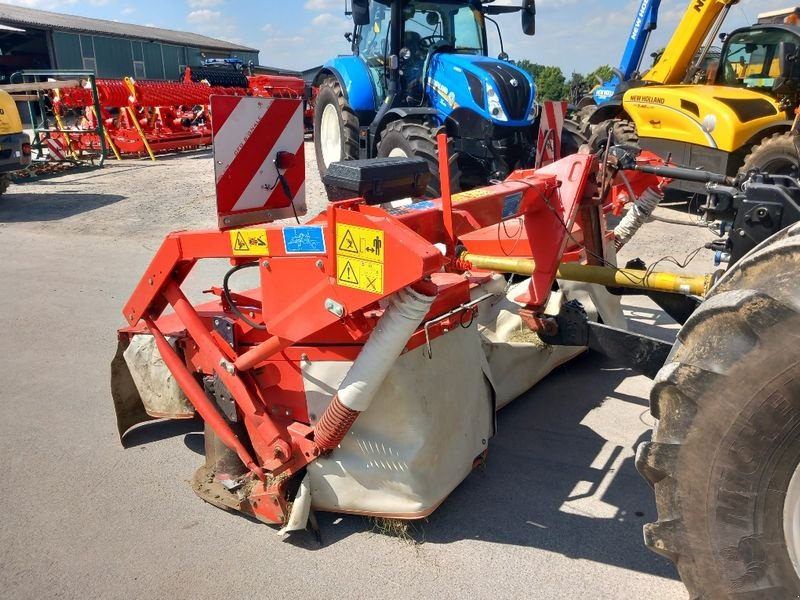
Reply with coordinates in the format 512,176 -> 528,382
376,119 -> 461,197
637,224 -> 800,598
561,117 -> 590,158
313,77 -> 359,179
741,132 -> 799,177
0,174 -> 11,197
587,118 -> 638,152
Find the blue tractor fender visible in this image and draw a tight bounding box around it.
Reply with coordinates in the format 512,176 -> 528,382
374,107 -> 440,133
314,57 -> 377,115
592,80 -> 619,106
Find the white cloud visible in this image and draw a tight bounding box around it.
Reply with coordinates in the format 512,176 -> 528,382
311,13 -> 348,28
187,9 -> 221,23
304,0 -> 340,11
187,0 -> 224,7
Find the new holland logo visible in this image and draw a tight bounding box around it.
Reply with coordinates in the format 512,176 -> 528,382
510,78 -> 519,87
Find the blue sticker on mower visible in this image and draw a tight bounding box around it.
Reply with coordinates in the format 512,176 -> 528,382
502,192 -> 524,219
410,200 -> 436,210
283,226 -> 326,254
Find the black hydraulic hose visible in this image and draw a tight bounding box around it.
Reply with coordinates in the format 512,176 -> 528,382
222,262 -> 267,330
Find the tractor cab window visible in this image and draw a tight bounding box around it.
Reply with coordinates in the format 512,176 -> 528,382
403,2 -> 484,55
358,1 -> 393,97
358,1 -> 392,63
718,28 -> 797,90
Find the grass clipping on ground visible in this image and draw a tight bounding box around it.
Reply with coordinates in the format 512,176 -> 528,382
368,517 -> 426,545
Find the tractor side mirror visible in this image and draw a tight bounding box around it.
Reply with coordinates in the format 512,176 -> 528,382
774,41 -> 800,94
522,0 -> 536,36
779,41 -> 799,78
352,0 -> 370,26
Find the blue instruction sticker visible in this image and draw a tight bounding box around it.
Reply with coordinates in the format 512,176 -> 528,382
409,200 -> 436,210
283,226 -> 326,254
502,192 -> 524,219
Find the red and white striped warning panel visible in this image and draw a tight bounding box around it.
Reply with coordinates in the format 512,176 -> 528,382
212,95 -> 306,229
535,100 -> 568,168
44,136 -> 68,161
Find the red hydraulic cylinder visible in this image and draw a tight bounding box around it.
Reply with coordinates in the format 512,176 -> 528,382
234,334 -> 293,373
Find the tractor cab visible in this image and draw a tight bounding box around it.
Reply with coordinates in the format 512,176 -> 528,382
356,2 -> 489,104
314,0 -> 541,193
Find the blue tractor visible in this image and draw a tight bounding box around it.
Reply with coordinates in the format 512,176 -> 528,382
313,0 -> 546,194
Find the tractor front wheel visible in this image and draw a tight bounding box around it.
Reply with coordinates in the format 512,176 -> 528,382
377,120 -> 461,198
313,77 -> 359,179
637,224 -> 800,598
741,132 -> 799,177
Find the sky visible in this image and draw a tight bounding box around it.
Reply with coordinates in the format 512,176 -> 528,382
4,0 -> 797,75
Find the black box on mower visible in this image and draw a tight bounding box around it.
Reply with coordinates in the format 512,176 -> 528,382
323,157 -> 430,204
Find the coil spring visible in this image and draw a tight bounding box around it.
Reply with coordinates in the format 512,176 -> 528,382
312,395 -> 359,451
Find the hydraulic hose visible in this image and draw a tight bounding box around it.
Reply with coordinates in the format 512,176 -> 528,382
313,286 -> 435,451
614,186 -> 663,249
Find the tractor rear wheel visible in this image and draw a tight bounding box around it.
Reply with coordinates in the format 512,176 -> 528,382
377,119 -> 461,197
637,224 -> 800,598
313,77 -> 359,179
741,132 -> 799,177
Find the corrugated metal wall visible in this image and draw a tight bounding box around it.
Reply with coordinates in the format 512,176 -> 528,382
51,31 -> 257,80
52,31 -> 82,70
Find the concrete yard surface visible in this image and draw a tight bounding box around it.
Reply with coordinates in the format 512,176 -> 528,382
0,147 -> 713,599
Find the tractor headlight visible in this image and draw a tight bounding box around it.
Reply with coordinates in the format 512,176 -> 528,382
528,100 -> 539,121
486,82 -> 508,122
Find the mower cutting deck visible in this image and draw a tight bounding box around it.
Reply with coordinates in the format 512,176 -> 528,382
111,96 -> 697,531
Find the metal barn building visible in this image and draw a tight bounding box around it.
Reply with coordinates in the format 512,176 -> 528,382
0,3 -> 259,83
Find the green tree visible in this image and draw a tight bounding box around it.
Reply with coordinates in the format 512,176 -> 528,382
584,65 -> 614,88
515,59 -> 543,82
536,65 -> 567,101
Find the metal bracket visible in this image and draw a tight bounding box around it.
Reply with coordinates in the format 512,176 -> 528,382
539,300 -> 673,379
422,293 -> 495,359
204,375 -> 238,422
212,316 -> 236,348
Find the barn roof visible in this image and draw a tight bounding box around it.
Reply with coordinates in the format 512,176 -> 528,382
0,2 -> 258,53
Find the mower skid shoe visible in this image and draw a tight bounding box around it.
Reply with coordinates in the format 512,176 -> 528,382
110,336 -> 155,445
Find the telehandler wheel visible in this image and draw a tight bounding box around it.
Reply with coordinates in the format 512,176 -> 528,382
0,174 -> 11,197
586,118 -> 639,153
313,77 -> 359,179
741,132 -> 800,177
376,119 -> 461,197
637,224 -> 800,599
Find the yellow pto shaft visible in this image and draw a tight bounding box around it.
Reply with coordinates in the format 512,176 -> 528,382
459,252 -> 712,296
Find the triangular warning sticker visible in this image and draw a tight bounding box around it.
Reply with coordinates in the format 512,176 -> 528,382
338,261 -> 359,285
338,229 -> 358,253
234,231 -> 249,252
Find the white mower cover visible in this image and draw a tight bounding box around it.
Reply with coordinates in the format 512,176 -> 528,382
299,276 -> 623,519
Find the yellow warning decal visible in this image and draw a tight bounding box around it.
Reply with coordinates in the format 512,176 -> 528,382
229,228 -> 269,256
336,223 -> 384,264
335,223 -> 384,294
337,258 -> 384,294
451,188 -> 492,203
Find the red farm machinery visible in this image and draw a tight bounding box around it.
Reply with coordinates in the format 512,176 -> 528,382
112,95 -> 800,598
46,70 -> 308,161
